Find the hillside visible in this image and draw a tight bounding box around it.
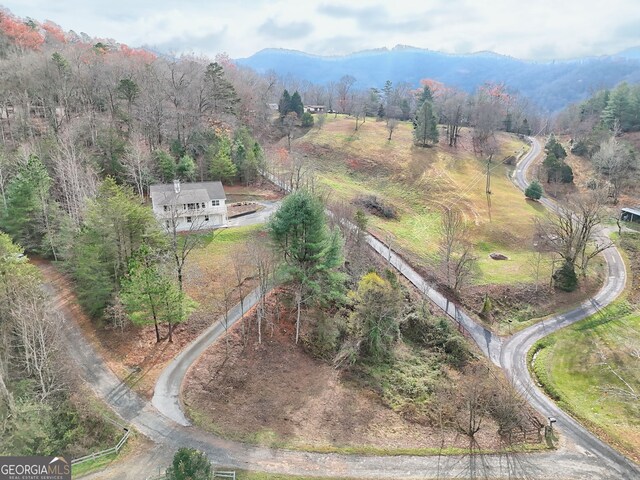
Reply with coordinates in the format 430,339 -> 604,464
236,46 -> 640,112
273,116 -> 603,333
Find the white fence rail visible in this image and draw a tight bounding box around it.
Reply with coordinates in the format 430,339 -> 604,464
71,418 -> 130,466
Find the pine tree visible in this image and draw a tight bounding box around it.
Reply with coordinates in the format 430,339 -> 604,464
269,190 -> 345,343
155,150 -> 176,182
290,91 -> 304,118
120,245 -> 195,343
204,62 -> 239,115
525,180 -> 543,200
208,136 -> 237,183
278,89 -> 291,117
176,155 -> 196,181
166,448 -> 212,480
1,154 -> 63,258
414,100 -> 438,147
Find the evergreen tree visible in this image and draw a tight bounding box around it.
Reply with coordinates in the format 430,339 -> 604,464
525,180 -> 543,200
301,111 -> 314,127
120,245 -> 195,343
229,127 -> 265,185
290,91 -> 304,118
414,100 -> 439,147
278,89 -> 292,117
377,103 -> 385,119
545,136 -> 567,159
155,150 -> 176,183
176,155 -> 196,181
71,178 -> 164,317
417,85 -> 434,107
269,190 -> 345,343
208,136 -> 237,183
204,62 -> 239,114
1,154 -> 64,258
350,271 -> 401,362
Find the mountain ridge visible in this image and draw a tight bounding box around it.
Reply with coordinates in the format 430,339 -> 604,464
236,46 -> 640,112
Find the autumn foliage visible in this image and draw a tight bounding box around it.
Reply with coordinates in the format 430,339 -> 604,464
0,12 -> 44,50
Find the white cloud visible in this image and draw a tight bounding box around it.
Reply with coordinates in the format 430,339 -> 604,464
3,0 -> 640,59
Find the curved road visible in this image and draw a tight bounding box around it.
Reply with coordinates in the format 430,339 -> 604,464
56,137 -> 639,478
502,137 -> 638,478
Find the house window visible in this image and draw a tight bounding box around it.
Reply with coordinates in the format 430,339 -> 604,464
186,216 -> 192,223
211,200 -> 220,206
202,202 -> 206,208
163,205 -> 169,212
165,220 -> 170,228
187,203 -> 197,210
204,215 -> 209,222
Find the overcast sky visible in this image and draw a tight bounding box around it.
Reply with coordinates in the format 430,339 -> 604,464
4,0 -> 640,60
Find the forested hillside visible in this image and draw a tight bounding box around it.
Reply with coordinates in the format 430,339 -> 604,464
237,46 -> 640,112
0,9 -> 276,456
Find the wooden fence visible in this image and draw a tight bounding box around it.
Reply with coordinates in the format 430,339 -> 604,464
71,417 -> 130,467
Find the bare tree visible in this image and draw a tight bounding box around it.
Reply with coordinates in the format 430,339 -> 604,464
536,192 -> 612,281
438,207 -> 476,292
592,128 -> 637,205
121,135 -> 152,198
386,118 -> 399,141
11,295 -> 65,402
597,348 -> 639,401
282,111 -> 297,151
336,75 -> 356,115
52,130 -> 98,226
247,242 -> 275,344
231,249 -> 250,343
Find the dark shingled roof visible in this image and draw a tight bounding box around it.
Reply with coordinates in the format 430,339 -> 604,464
149,181 -> 226,206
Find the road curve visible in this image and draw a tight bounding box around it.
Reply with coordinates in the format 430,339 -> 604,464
50,136 -> 638,478
503,137 -> 639,478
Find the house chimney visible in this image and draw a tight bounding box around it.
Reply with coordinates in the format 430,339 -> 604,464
173,179 -> 180,194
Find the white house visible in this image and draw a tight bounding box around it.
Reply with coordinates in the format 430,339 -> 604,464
149,180 -> 227,232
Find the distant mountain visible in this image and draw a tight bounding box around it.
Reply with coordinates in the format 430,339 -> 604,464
236,46 -> 640,112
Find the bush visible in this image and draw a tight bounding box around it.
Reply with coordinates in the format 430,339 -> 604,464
525,180 -> 543,200
301,111 -> 314,128
166,448 -> 212,480
552,261 -> 578,292
356,195 -> 398,219
571,139 -> 590,157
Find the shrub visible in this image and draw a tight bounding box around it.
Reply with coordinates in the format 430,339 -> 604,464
166,448 -> 212,480
301,111 -> 314,128
524,180 -> 543,200
552,261 -> 578,292
356,195 -> 398,219
571,139 -> 590,157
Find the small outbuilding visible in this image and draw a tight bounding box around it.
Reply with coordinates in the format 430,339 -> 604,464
620,206 -> 640,223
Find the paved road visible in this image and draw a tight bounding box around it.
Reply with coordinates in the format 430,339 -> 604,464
53,138 -> 638,478
152,288 -> 262,426
502,137 -> 639,478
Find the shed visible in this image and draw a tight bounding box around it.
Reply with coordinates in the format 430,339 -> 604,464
621,207 -> 640,223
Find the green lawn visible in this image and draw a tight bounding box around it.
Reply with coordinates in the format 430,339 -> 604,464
531,301 -> 640,461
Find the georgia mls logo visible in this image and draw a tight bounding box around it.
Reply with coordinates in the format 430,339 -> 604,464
0,456 -> 71,480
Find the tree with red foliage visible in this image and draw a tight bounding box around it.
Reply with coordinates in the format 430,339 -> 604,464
0,12 -> 44,50
42,20 -> 66,44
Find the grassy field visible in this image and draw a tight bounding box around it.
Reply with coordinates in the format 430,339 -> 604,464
530,232 -> 640,462
530,302 -> 640,462
294,116 -> 550,286
185,224 -> 263,314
